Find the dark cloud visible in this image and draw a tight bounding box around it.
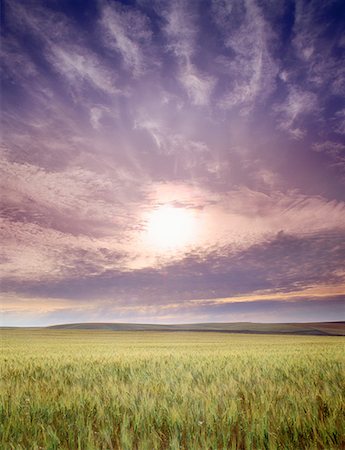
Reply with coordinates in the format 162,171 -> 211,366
3,231 -> 344,306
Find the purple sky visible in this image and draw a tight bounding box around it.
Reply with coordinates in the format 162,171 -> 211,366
1,0 -> 345,326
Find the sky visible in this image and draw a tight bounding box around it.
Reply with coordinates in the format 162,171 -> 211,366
1,0 -> 345,326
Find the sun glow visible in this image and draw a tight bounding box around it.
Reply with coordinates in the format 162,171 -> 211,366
145,205 -> 197,250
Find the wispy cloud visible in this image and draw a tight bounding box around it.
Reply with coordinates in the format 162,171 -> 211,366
292,0 -> 345,96
48,44 -> 119,95
178,63 -> 216,106
134,118 -> 213,176
163,1 -> 196,59
4,0 -> 119,96
272,0 -> 345,139
162,1 -> 216,105
100,1 -> 152,77
313,141 -> 345,174
334,109 -> 345,135
89,105 -> 116,130
213,0 -> 278,113
274,87 -> 319,138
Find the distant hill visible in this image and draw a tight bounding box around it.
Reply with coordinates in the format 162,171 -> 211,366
47,321 -> 345,336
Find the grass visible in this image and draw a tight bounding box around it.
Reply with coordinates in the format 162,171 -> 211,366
1,329 -> 344,449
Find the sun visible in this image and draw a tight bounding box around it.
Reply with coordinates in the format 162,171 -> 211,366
145,205 -> 197,250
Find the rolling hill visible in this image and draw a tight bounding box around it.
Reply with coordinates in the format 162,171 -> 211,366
47,321 -> 345,336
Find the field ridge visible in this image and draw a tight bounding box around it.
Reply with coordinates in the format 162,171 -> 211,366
43,321 -> 345,335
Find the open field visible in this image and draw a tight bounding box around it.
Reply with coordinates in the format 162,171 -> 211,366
1,330 -> 345,449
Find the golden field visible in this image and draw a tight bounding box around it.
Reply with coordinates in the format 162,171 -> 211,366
1,329 -> 344,449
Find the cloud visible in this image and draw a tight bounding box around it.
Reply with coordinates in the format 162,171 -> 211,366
212,0 -> 278,113
4,0 -> 119,96
134,118 -> 213,175
48,44 -> 119,95
334,109 -> 345,135
89,105 -> 115,130
274,87 -> 319,138
313,141 -> 345,173
163,1 -> 196,59
0,151 -> 149,240
130,103 -> 228,184
292,0 -> 345,95
0,213 -> 137,291
2,230 -> 344,326
3,144 -> 345,284
2,0 -> 345,325
272,0 -> 345,138
178,63 -> 216,106
207,187 -> 345,244
1,38 -> 38,82
161,1 -> 216,105
99,2 -> 152,77
2,291 -> 344,326
2,208 -> 344,297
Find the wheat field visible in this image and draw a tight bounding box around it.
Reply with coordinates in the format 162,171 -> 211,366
1,329 -> 344,449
